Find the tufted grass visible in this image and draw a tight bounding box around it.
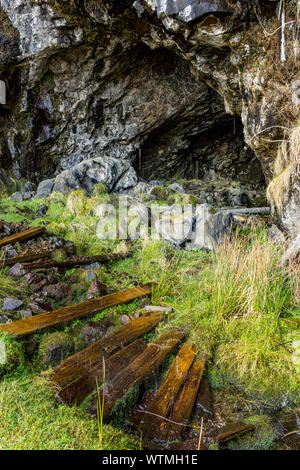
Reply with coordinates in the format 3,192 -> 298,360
0,373 -> 138,450
112,232 -> 300,406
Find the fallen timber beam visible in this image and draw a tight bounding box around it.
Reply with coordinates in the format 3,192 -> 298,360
219,207 -> 270,216
0,226 -> 46,248
166,360 -> 206,442
21,252 -> 131,270
0,284 -> 152,338
211,421 -> 255,443
56,339 -> 148,405
136,342 -> 197,441
52,310 -> 162,389
90,332 -> 185,419
1,250 -> 53,267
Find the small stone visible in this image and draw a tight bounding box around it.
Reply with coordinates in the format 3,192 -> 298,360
149,180 -> 164,186
120,314 -> 131,325
10,192 -> 23,203
2,297 -> 23,311
23,191 -> 35,201
23,272 -> 42,286
18,309 -> 33,319
36,179 -> 54,199
42,283 -> 69,300
8,263 -> 26,277
0,315 -> 11,324
2,245 -> 18,258
80,320 -> 112,346
130,312 -> 140,320
28,301 -> 48,314
168,183 -> 184,193
86,281 -> 108,299
23,182 -> 36,193
86,271 -> 97,281
38,332 -> 74,367
3,224 -> 11,235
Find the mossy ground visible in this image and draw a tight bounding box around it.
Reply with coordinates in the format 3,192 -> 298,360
0,192 -> 299,449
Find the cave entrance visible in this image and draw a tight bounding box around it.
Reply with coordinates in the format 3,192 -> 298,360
134,109 -> 266,207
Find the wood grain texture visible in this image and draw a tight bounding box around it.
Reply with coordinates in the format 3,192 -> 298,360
0,284 -> 152,338
56,339 -> 147,405
167,360 -> 205,441
0,227 -> 45,248
22,252 -> 130,270
52,310 -> 163,389
1,250 -> 53,266
138,342 -> 197,441
91,332 -> 185,419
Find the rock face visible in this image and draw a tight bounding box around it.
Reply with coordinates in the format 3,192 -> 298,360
0,1 -> 299,235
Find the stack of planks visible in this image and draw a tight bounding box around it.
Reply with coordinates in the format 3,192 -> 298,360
54,314 -> 184,413
134,342 -> 206,443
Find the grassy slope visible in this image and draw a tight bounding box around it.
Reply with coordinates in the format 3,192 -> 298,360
0,193 -> 299,449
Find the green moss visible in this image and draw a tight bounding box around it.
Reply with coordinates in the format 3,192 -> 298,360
109,384 -> 140,429
0,332 -> 26,377
0,373 -> 138,450
37,332 -> 74,368
92,183 -> 108,197
227,415 -> 279,450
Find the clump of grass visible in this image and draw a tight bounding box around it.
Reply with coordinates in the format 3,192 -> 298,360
0,332 -> 26,376
138,233 -> 300,405
0,373 -> 138,450
0,263 -> 20,302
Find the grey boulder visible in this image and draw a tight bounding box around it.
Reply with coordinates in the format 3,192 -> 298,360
10,192 -> 23,203
39,157 -> 138,197
281,232 -> 300,266
187,205 -> 233,251
2,297 -> 23,311
36,179 -> 55,199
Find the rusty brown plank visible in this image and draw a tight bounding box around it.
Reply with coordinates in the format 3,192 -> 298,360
138,342 -> 197,441
22,252 -> 131,270
167,360 -> 206,442
1,250 -> 53,267
211,421 -> 255,443
0,284 -> 152,338
52,310 -> 162,389
0,226 -> 46,248
56,339 -> 148,405
90,332 -> 185,419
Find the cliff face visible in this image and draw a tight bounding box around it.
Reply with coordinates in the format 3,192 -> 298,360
0,1 -> 299,233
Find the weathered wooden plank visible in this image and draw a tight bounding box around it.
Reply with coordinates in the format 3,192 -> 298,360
52,310 -> 162,389
0,226 -> 46,248
211,421 -> 255,443
90,332 -> 185,419
56,339 -> 147,405
138,342 -> 197,441
1,250 -> 53,267
167,360 -> 205,442
0,284 -> 152,338
22,252 -> 130,270
195,377 -> 212,418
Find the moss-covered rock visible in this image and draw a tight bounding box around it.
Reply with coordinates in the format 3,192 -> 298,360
37,332 -> 74,368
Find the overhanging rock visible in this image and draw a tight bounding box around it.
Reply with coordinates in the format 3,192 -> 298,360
156,0 -> 255,22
